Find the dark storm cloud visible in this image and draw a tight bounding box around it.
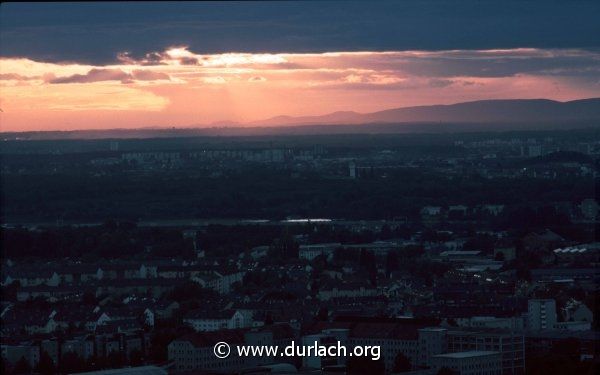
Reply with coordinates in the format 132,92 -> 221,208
356,50 -> 600,78
1,1 -> 599,64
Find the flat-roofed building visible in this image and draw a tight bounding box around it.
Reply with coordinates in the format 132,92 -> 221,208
432,350 -> 502,375
446,330 -> 525,375
528,299 -> 557,331
298,243 -> 341,261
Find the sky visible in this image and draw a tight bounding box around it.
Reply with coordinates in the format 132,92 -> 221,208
1,1 -> 600,131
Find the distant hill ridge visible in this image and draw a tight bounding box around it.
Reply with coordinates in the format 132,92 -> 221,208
2,98 -> 599,140
252,98 -> 600,126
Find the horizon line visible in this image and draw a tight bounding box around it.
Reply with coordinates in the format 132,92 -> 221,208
1,96 -> 599,135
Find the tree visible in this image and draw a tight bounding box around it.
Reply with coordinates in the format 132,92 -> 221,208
59,351 -> 85,374
1,280 -> 20,302
359,249 -> 378,286
167,281 -> 217,303
446,318 -> 458,327
463,234 -> 495,254
36,350 -> 56,375
316,307 -> 329,321
346,356 -> 385,375
149,327 -> 194,363
437,367 -> 458,375
268,229 -> 299,260
81,292 -> 98,305
311,254 -> 328,273
106,351 -> 125,369
12,356 -> 31,374
264,312 -> 274,325
359,248 -> 368,265
129,349 -> 143,367
385,251 -> 399,277
380,224 -> 392,240
1,358 -> 11,375
86,355 -> 104,372
392,352 -> 411,372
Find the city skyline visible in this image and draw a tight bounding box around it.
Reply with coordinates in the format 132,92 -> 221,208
1,3 -> 598,375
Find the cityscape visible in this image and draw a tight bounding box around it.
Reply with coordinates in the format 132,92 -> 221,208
1,129 -> 598,374
0,2 -> 599,375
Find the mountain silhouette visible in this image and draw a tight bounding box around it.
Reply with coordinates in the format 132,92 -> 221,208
252,98 -> 600,126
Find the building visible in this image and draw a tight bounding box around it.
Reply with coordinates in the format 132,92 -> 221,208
531,268 -> 599,283
168,330 -> 245,372
302,330 -> 351,369
298,243 -> 340,261
1,343 -> 40,369
304,319 -> 442,372
494,246 -> 516,262
553,243 -> 600,264
40,339 -> 59,366
168,324 -> 294,372
579,198 -> 599,220
349,161 -> 357,178
439,251 -> 482,260
432,351 -> 502,375
564,302 -> 594,324
61,337 -> 95,361
317,283 -> 378,301
420,205 -> 443,225
525,145 -> 542,157
299,242 -> 400,261
528,299 -> 557,331
457,316 -> 525,331
70,365 -> 167,374
418,327 -> 447,368
481,205 -> 505,216
553,321 -> 591,331
446,330 -> 525,375
192,271 -> 245,294
183,309 -> 247,332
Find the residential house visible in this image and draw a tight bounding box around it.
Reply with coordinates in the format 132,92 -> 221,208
183,309 -> 248,332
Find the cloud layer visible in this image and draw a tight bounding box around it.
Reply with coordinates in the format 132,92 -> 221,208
1,47 -> 599,131
47,68 -> 170,84
1,2 -> 599,64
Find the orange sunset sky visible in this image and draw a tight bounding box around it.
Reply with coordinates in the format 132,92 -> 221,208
1,47 -> 599,132
1,2 -> 600,132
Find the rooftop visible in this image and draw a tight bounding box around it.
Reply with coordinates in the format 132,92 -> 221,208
434,350 -> 500,359
72,366 -> 167,375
